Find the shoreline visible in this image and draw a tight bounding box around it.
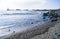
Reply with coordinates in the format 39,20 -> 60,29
2,20 -> 59,39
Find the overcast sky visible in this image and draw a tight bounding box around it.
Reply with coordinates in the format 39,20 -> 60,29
0,0 -> 60,10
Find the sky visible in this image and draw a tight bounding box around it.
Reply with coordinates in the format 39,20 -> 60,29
0,0 -> 60,10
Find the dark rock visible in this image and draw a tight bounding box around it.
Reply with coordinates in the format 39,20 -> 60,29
13,31 -> 15,33
55,33 -> 58,35
51,18 -> 58,22
58,35 -> 60,37
31,22 -> 33,24
8,29 -> 10,32
53,38 -> 56,39
43,13 -> 48,16
43,16 -> 46,19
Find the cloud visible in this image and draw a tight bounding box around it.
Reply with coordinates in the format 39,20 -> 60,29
0,0 -> 47,9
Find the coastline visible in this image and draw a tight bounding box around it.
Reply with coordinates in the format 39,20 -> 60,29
2,20 -> 60,39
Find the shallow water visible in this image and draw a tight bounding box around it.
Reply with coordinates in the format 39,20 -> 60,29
0,11 -> 49,37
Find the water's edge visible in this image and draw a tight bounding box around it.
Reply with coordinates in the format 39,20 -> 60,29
2,20 -> 59,39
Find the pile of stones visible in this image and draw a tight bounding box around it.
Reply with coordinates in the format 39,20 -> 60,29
43,11 -> 59,22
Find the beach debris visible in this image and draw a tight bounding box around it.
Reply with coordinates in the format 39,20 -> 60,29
31,22 -> 33,24
55,33 -> 58,35
8,29 -> 10,32
13,31 -> 15,33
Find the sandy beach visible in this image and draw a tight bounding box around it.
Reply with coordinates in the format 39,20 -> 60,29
1,19 -> 59,39
31,20 -> 60,39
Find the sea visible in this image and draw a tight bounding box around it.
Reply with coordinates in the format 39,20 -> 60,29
0,10 -> 49,37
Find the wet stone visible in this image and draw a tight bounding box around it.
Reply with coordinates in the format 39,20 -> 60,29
31,22 -> 33,24
53,38 -> 56,39
55,33 -> 58,35
58,35 -> 60,37
8,29 -> 10,32
13,31 -> 15,33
